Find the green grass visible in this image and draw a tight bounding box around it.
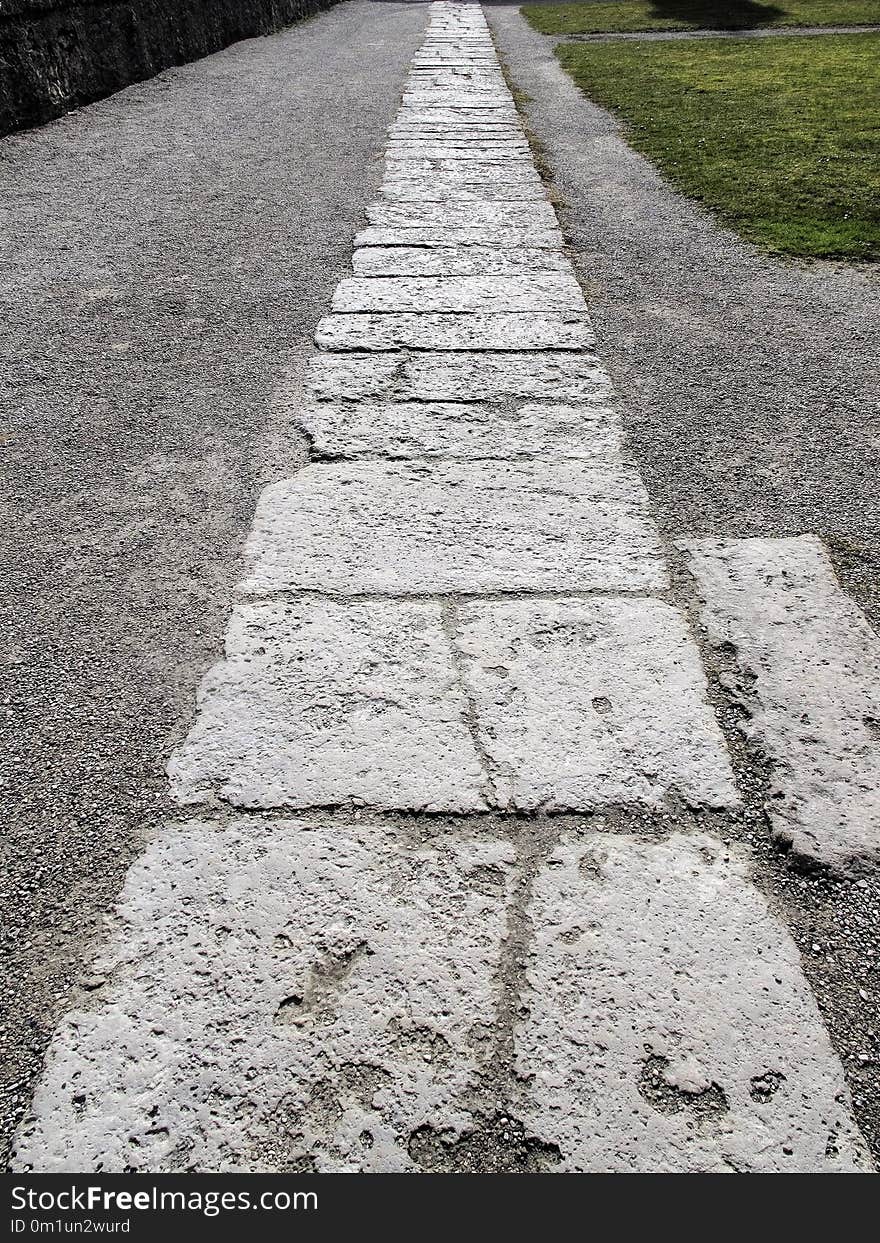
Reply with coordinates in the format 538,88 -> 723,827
554,33 -> 880,259
522,1 -> 880,36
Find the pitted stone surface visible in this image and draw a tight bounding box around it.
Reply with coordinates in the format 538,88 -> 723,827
384,157 -> 536,177
682,536 -> 880,871
365,200 -> 559,231
331,275 -> 584,313
297,400 -> 621,460
356,223 -> 562,249
515,833 -> 870,1172
384,162 -> 540,183
351,245 -> 570,277
13,819 -> 512,1172
315,311 -> 595,352
454,598 -> 738,811
240,462 -> 666,597
168,598 -> 487,811
381,180 -> 544,203
307,351 -> 612,403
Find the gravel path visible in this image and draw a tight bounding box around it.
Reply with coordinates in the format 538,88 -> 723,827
0,0 -> 430,1165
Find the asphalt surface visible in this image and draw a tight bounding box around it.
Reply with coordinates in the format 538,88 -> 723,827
487,3 -> 880,1160
487,6 -> 880,624
0,0 -> 430,1165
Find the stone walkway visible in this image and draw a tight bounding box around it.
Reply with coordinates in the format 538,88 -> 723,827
12,1 -> 878,1172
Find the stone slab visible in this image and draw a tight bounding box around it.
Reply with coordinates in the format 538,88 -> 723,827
384,153 -> 535,169
351,246 -> 570,277
331,275 -> 584,313
355,224 -> 562,249
315,312 -> 594,352
381,180 -> 545,203
384,160 -> 540,181
168,598 -> 487,811
681,535 -> 880,872
13,819 -> 512,1171
455,598 -> 738,811
295,400 -> 622,461
358,201 -> 562,248
515,832 -> 870,1171
306,351 -> 613,404
240,461 -> 667,597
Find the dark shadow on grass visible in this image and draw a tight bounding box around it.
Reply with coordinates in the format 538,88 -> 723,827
649,1 -> 786,27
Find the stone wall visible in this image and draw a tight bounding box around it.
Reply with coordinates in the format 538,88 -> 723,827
0,1 -> 340,135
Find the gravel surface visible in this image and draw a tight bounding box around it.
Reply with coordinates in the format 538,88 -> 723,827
487,3 -> 880,1162
0,0 -> 429,1166
487,6 -> 880,618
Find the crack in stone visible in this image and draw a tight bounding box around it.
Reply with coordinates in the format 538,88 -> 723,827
439,596 -> 503,807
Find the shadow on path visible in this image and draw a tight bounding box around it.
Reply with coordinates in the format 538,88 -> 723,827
648,1 -> 785,26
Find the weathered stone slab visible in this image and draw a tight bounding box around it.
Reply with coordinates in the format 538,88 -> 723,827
13,818 -> 512,1171
351,245 -> 569,277
355,226 -> 562,249
389,119 -> 524,134
331,275 -> 584,314
400,97 -> 515,112
296,400 -> 622,461
381,179 -> 544,203
240,462 -> 666,597
681,535 -> 880,872
168,599 -> 487,811
384,159 -> 539,181
365,200 -> 559,234
386,145 -> 530,160
315,312 -> 594,352
455,598 -> 737,811
384,151 -> 535,168
306,351 -> 612,404
515,832 -> 870,1172
406,72 -> 504,85
398,98 -> 513,113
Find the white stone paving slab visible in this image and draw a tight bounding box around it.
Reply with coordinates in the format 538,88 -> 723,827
351,246 -> 570,277
384,156 -> 536,174
381,180 -> 545,203
515,832 -> 870,1172
363,200 -> 561,239
395,106 -> 518,121
13,818 -> 512,1172
388,121 -> 529,137
331,275 -> 584,313
306,351 -> 612,404
240,461 -> 667,597
168,598 -> 487,811
296,400 -> 622,461
384,158 -> 539,178
455,598 -> 738,811
386,142 -> 532,155
356,224 -> 562,249
681,535 -> 880,872
315,311 -> 594,352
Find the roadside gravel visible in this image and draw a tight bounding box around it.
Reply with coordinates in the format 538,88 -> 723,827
0,0 -> 429,1165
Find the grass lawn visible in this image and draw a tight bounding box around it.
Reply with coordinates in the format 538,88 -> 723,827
522,1 -> 880,36
554,34 -> 880,259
